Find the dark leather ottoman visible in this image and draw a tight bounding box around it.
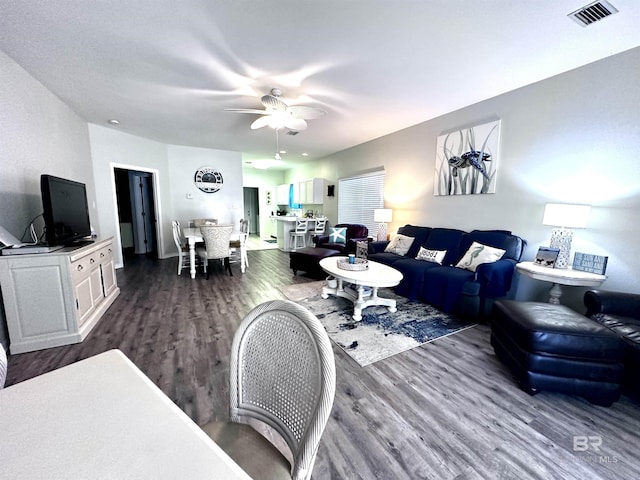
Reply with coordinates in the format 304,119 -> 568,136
290,247 -> 341,278
491,300 -> 625,406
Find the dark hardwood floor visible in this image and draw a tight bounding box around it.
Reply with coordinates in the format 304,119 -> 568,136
6,249 -> 640,479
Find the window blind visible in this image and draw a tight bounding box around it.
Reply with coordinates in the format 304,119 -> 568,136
338,170 -> 385,235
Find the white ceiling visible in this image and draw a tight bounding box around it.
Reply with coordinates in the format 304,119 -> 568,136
1,1 -> 639,170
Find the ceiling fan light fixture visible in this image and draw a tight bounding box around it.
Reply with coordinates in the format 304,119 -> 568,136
267,112 -> 288,129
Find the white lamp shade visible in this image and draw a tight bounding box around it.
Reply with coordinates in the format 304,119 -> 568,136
542,204 -> 591,228
374,208 -> 393,223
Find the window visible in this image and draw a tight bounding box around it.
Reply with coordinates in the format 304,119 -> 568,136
338,170 -> 385,235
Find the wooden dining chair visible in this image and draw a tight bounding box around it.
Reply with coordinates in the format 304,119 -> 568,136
229,219 -> 249,273
197,224 -> 233,278
171,220 -> 192,275
201,300 -> 336,480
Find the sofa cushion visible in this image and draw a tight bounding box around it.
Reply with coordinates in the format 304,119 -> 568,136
397,225 -> 432,258
423,266 -> 475,313
384,233 -> 415,256
368,251 -> 406,266
424,228 -> 465,266
415,247 -> 447,264
393,258 -> 441,301
456,241 -> 506,272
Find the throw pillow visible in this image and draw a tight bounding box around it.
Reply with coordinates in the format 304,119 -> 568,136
384,234 -> 415,256
455,241 -> 506,272
328,227 -> 347,244
415,246 -> 447,264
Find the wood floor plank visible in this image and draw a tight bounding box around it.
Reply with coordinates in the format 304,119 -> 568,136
5,249 -> 640,479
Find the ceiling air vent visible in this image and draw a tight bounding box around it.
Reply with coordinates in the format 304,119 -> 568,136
286,130 -> 299,136
568,0 -> 618,26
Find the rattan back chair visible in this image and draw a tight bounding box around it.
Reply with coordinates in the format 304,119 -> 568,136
202,300 -> 336,480
196,224 -> 233,278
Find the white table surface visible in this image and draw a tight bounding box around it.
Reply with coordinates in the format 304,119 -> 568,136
0,349 -> 252,480
516,260 -> 607,304
319,256 -> 403,287
516,261 -> 607,286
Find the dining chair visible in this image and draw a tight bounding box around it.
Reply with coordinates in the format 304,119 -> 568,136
289,218 -> 309,251
197,224 -> 233,278
201,299 -> 336,480
229,219 -> 249,273
171,220 -> 192,275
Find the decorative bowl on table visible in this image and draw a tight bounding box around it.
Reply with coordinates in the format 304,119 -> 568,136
337,258 -> 369,271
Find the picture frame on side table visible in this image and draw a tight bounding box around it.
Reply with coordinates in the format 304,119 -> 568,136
534,246 -> 560,268
573,252 -> 608,275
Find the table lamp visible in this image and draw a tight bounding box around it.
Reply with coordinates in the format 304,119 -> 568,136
374,208 -> 393,241
542,203 -> 591,269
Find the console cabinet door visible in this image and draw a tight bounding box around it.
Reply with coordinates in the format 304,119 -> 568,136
0,259 -> 71,344
0,237 -> 120,354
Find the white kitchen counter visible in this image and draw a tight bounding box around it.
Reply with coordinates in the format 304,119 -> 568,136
271,217 -> 325,252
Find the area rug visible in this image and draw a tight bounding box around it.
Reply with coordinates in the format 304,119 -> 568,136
280,281 -> 477,367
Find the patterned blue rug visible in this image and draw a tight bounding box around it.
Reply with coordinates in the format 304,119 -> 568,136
281,281 -> 477,366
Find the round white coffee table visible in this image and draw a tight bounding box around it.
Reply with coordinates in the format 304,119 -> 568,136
319,256 -> 403,321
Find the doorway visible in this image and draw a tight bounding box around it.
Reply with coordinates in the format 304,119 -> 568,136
243,187 -> 259,235
114,168 -> 158,260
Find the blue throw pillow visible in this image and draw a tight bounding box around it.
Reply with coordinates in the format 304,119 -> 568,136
329,227 -> 347,244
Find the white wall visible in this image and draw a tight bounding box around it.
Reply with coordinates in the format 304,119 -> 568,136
167,145 -> 243,226
88,124 -> 171,268
287,47 -> 640,311
0,50 -> 96,348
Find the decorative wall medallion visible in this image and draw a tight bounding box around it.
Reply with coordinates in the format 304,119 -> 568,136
194,166 -> 223,193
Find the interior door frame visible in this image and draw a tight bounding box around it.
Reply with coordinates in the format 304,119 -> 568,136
109,163 -> 164,269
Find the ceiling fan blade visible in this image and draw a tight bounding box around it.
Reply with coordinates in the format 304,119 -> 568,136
224,108 -> 268,115
285,118 -> 307,131
250,116 -> 272,130
261,94 -> 288,112
287,105 -> 326,120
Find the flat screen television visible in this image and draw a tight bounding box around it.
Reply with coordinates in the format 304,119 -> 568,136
41,174 -> 92,246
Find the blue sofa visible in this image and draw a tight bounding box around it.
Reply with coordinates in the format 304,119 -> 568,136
369,225 -> 526,318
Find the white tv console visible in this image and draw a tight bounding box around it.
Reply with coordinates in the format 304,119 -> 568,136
0,237 -> 119,354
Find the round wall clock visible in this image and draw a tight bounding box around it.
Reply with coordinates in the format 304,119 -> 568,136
194,166 -> 223,193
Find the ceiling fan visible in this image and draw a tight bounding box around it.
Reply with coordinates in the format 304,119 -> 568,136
225,88 -> 326,131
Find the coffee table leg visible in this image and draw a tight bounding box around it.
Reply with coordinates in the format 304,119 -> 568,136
371,287 -> 397,313
353,285 -> 366,321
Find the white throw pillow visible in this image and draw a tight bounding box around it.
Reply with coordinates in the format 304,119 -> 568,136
415,247 -> 447,264
384,234 -> 415,256
455,241 -> 506,272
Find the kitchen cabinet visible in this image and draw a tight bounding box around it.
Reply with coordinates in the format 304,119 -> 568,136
0,237 -> 120,354
293,178 -> 326,204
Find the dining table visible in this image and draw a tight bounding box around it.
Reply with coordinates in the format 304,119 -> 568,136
0,349 -> 252,480
183,226 -> 246,279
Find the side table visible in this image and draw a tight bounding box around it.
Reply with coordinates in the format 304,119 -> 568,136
516,261 -> 607,304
